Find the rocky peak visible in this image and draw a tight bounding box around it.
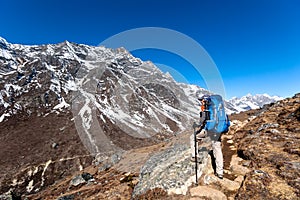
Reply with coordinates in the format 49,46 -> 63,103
0,37 -> 9,49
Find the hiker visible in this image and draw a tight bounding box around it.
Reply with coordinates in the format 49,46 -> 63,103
190,95 -> 230,180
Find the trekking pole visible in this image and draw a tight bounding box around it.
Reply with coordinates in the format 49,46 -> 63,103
193,122 -> 198,185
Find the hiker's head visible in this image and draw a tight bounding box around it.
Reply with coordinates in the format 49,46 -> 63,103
198,95 -> 210,103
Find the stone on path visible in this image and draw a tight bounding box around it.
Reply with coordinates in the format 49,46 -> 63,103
190,186 -> 227,200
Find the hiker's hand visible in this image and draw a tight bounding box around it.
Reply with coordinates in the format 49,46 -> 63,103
197,129 -> 207,138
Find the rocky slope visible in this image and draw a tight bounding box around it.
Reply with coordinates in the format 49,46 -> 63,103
10,93 -> 298,200
233,93 -> 300,199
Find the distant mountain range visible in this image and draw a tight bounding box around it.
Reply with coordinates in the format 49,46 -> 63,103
226,94 -> 283,114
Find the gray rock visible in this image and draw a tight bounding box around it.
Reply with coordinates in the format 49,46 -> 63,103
81,172 -> 93,182
95,151 -> 123,171
133,144 -> 210,197
70,175 -> 86,187
51,142 -> 58,149
270,129 -> 280,134
257,123 -> 279,132
0,194 -> 13,200
98,163 -> 112,172
111,152 -> 122,165
57,194 -> 75,200
242,160 -> 251,167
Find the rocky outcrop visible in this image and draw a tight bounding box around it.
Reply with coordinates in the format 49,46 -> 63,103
132,144 -> 209,197
234,93 -> 300,199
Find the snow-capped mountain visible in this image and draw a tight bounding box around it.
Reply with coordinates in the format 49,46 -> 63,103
1,36 -> 212,154
226,93 -> 282,114
0,37 -> 282,132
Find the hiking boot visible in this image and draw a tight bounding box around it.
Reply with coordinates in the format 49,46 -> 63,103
215,173 -> 223,179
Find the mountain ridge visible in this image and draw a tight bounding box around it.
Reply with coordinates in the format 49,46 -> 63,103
0,36 -> 281,123
226,93 -> 282,114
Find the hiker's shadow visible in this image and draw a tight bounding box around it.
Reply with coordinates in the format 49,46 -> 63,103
208,150 -> 217,174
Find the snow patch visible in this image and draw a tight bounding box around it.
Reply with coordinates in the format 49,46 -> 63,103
26,180 -> 34,193
0,113 -> 10,122
100,114 -> 106,123
53,97 -> 70,110
40,160 -> 52,187
63,80 -> 77,93
0,49 -> 12,60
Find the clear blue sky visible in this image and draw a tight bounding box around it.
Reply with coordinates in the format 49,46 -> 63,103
1,0 -> 299,99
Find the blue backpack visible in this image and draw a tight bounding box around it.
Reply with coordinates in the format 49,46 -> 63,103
204,95 -> 230,133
